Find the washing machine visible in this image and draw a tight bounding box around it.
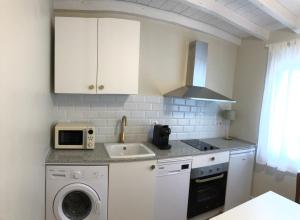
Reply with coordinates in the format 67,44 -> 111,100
46,165 -> 108,220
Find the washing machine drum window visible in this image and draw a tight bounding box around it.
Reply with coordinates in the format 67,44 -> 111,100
54,183 -> 101,220
62,191 -> 92,219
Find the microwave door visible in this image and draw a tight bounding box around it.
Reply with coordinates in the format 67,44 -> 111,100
59,130 -> 84,146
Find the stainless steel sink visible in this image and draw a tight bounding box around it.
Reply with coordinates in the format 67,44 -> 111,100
104,143 -> 155,159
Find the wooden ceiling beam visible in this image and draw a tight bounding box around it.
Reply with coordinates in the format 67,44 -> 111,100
249,0 -> 300,34
179,0 -> 270,40
53,0 -> 242,45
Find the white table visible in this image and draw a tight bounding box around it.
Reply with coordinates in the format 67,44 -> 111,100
211,191 -> 300,220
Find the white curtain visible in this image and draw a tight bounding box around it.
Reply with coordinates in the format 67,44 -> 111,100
257,40 -> 300,173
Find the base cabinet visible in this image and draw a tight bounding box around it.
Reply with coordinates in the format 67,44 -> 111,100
108,160 -> 156,220
224,148 -> 255,211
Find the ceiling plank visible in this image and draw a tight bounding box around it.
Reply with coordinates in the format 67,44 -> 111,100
53,0 -> 241,45
179,0 -> 270,40
249,0 -> 300,33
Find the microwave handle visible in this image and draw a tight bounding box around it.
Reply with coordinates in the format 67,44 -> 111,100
195,174 -> 224,183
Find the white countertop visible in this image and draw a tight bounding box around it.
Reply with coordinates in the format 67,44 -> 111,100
211,191 -> 300,220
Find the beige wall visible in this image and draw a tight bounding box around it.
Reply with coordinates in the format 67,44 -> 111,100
231,29 -> 300,200
55,10 -> 238,98
230,40 -> 267,142
0,0 -> 52,219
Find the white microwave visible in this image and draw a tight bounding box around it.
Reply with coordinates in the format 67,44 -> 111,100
54,122 -> 95,149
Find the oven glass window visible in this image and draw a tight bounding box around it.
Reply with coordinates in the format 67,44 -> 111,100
59,130 -> 83,145
188,172 -> 227,218
62,190 -> 92,219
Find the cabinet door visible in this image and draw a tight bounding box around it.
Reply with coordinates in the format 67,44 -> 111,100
97,18 -> 140,94
55,17 -> 97,94
108,160 -> 156,220
224,150 -> 255,211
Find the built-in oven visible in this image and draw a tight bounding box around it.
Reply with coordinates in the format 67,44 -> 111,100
187,152 -> 229,219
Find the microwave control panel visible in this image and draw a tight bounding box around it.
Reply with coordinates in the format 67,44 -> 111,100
86,127 -> 95,149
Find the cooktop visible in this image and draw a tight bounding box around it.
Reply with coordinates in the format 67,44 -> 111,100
181,139 -> 219,151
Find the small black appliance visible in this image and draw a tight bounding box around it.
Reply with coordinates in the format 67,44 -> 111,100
152,125 -> 171,149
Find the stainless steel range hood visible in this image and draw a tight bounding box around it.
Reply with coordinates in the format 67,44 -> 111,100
164,41 -> 236,103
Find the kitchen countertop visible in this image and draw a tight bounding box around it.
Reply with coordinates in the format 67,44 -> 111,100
45,138 -> 256,165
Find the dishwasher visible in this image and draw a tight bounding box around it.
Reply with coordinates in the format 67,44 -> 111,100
155,157 -> 192,220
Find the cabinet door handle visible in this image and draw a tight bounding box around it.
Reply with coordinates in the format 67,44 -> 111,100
88,85 -> 95,90
98,85 -> 104,90
210,157 -> 215,161
150,165 -> 156,170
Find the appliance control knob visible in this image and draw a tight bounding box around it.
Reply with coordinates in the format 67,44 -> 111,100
88,143 -> 93,148
72,171 -> 83,179
88,129 -> 93,135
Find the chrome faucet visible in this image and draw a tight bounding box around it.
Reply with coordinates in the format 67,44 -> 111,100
119,115 -> 127,143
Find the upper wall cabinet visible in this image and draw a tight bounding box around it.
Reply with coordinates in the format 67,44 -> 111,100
55,17 -> 140,94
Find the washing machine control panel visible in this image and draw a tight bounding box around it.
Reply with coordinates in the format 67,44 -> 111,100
48,167 -> 104,180
71,170 -> 83,179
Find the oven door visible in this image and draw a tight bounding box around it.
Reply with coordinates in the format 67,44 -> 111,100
187,171 -> 227,218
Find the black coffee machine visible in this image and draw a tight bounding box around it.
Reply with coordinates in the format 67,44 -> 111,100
152,124 -> 171,149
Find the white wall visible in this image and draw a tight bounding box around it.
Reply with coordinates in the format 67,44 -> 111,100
231,30 -> 300,200
230,40 -> 267,143
0,0 -> 52,219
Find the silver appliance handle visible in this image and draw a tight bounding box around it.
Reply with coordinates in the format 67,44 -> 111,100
195,174 -> 224,183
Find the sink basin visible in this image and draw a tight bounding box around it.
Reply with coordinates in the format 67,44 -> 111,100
104,143 -> 155,159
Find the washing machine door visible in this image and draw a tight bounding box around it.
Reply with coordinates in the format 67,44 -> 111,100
53,183 -> 101,220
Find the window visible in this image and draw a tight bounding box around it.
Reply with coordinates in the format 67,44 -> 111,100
257,40 -> 300,173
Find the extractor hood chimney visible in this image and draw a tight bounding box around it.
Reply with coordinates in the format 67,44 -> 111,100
164,41 -> 236,103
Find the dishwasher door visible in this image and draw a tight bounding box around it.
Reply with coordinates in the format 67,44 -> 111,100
155,159 -> 192,220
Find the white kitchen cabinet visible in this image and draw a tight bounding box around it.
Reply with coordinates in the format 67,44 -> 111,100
55,17 -> 98,94
55,17 -> 140,94
97,18 -> 140,94
108,160 -> 156,220
224,148 -> 255,211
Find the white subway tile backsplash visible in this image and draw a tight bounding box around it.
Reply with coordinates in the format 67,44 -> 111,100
177,119 -> 190,126
172,112 -> 184,118
186,99 -> 196,106
145,96 -> 162,103
166,105 -> 179,112
130,111 -> 145,118
162,119 -> 177,126
185,112 -> 195,118
124,103 -> 137,110
184,126 -> 194,132
170,126 -> 184,133
145,111 -> 159,118
174,98 -> 185,105
53,95 -> 226,142
137,103 -> 152,111
179,106 -> 190,112
163,97 -> 173,104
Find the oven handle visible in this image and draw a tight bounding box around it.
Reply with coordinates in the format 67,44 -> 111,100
195,174 -> 224,183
